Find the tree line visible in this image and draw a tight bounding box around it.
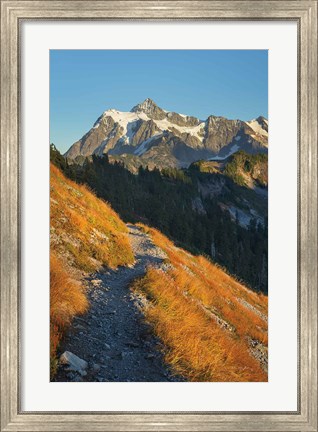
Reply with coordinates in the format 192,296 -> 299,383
50,144 -> 268,293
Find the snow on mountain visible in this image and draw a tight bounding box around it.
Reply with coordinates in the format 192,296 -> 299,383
245,119 -> 268,137
65,98 -> 268,168
134,133 -> 163,156
152,118 -> 206,142
97,109 -> 145,136
208,144 -> 240,161
93,107 -> 205,146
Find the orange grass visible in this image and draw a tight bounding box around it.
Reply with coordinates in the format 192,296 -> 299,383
133,224 -> 268,382
50,252 -> 88,375
50,163 -> 134,272
50,164 -> 135,375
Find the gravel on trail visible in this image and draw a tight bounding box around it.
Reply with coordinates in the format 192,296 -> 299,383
54,224 -> 184,382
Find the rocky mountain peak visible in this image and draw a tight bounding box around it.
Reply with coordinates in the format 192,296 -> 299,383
131,98 -> 166,120
255,116 -> 268,132
131,97 -> 157,111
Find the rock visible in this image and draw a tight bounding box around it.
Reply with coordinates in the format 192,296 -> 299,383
74,317 -> 87,324
100,355 -> 111,363
91,279 -> 102,287
111,351 -> 123,360
126,341 -> 139,348
92,363 -> 101,373
73,324 -> 86,331
106,309 -> 116,315
66,372 -> 83,382
71,374 -> 83,382
60,351 -> 88,376
145,353 -> 155,360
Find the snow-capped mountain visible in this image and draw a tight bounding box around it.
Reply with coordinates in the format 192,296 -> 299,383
65,98 -> 268,168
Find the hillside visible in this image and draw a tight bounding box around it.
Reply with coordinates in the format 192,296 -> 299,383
223,151 -> 268,188
132,225 -> 268,381
50,163 -> 134,374
50,163 -> 134,271
191,151 -> 268,187
65,98 -> 268,168
51,145 -> 268,293
50,162 -> 267,382
190,151 -> 268,226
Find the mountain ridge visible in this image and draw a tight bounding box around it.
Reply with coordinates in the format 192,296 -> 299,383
65,98 -> 268,168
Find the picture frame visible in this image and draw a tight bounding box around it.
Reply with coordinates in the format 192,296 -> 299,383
1,1 -> 317,431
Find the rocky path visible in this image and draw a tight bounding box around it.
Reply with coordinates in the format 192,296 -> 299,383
55,225 -> 182,382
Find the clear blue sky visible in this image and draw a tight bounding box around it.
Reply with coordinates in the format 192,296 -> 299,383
50,50 -> 268,154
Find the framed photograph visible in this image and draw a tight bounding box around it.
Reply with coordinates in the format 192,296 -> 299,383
1,1 -> 317,431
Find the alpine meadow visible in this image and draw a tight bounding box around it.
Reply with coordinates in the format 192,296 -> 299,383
50,50 -> 268,382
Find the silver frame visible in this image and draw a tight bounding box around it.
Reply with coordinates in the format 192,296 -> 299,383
1,1 -> 317,431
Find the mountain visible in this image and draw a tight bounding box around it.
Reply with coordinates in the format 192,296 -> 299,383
191,151 -> 268,189
65,98 -> 268,169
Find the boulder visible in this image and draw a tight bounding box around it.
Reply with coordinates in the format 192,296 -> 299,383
60,351 -> 88,376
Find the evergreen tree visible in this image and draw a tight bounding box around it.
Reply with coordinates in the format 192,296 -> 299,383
50,145 -> 268,294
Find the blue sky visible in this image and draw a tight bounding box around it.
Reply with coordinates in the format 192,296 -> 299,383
50,50 -> 268,154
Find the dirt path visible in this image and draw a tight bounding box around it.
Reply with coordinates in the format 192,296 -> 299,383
55,225 -> 182,382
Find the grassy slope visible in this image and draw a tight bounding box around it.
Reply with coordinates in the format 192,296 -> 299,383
51,163 -> 134,272
133,225 -> 268,382
223,151 -> 268,188
50,164 -> 134,372
50,162 -> 267,382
